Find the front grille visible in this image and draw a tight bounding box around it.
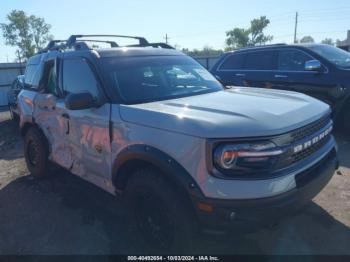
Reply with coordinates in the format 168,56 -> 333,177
291,136 -> 330,164
290,114 -> 331,143
272,113 -> 333,169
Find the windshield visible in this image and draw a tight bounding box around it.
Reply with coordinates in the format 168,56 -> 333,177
100,55 -> 223,104
308,45 -> 350,68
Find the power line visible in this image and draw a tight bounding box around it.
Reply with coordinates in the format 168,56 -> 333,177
299,16 -> 350,23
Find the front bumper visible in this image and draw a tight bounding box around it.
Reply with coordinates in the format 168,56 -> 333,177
193,148 -> 338,234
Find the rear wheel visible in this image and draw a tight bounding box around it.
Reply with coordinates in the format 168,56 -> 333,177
24,127 -> 50,179
124,168 -> 197,252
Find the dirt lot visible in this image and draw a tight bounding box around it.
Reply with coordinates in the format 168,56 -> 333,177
0,110 -> 349,255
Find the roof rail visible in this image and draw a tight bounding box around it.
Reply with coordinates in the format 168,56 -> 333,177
238,43 -> 287,50
78,39 -> 119,47
127,42 -> 175,49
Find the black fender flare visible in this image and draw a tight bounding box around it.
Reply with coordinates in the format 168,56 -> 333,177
112,144 -> 204,200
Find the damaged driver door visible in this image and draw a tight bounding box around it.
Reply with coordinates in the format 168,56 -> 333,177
60,56 -> 111,187
33,56 -> 73,169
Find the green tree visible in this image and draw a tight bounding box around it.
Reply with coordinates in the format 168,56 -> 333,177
336,39 -> 343,47
226,16 -> 273,49
29,15 -> 52,51
300,36 -> 315,43
183,45 -> 223,57
1,10 -> 52,60
321,38 -> 334,45
249,16 -> 273,45
226,28 -> 250,49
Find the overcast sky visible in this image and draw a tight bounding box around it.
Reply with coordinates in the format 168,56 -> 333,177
1,0 -> 350,62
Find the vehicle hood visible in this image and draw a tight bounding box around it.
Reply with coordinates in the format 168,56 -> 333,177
119,87 -> 330,138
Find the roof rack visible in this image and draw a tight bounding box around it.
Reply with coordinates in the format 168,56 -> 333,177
77,39 -> 119,47
66,34 -> 149,47
38,40 -> 67,53
39,34 -> 175,54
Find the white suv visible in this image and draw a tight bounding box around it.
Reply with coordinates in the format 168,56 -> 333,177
18,35 -> 338,251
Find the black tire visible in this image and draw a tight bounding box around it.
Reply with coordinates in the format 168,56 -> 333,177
11,111 -> 19,122
343,108 -> 350,134
24,127 -> 50,179
124,168 -> 198,253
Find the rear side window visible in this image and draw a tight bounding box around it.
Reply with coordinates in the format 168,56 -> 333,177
278,49 -> 313,71
219,53 -> 245,70
63,58 -> 100,99
244,51 -> 275,70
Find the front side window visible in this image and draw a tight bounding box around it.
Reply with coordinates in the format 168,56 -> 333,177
63,58 -> 100,99
100,56 -> 222,104
278,49 -> 313,71
24,64 -> 41,89
244,51 -> 275,70
308,45 -> 350,69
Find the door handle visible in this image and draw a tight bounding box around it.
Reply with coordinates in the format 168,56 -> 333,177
235,73 -> 246,77
274,74 -> 288,78
61,113 -> 70,119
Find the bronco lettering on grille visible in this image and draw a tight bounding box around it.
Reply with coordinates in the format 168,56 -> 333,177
293,125 -> 333,154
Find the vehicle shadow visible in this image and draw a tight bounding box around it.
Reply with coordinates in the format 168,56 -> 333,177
0,117 -> 23,161
203,202 -> 350,255
0,171 -> 349,255
335,133 -> 350,169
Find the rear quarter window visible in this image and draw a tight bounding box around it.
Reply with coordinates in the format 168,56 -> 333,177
219,53 -> 245,70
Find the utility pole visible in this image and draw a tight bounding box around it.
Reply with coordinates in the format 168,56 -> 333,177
164,34 -> 169,44
294,12 -> 298,44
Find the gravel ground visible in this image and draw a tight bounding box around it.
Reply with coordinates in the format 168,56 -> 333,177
0,110 -> 349,255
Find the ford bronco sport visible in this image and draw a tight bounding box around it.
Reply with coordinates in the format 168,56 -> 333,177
18,35 -> 338,251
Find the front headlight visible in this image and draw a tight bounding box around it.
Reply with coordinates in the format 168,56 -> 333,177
213,141 -> 283,173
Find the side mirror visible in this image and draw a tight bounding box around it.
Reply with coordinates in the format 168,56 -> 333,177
305,60 -> 322,71
65,92 -> 94,110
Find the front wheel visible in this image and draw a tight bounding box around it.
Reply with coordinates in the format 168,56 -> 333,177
24,127 -> 50,179
124,168 -> 198,252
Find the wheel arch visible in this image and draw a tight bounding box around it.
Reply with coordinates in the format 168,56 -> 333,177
334,92 -> 350,122
112,144 -> 204,200
20,121 -> 50,152
20,121 -> 39,137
